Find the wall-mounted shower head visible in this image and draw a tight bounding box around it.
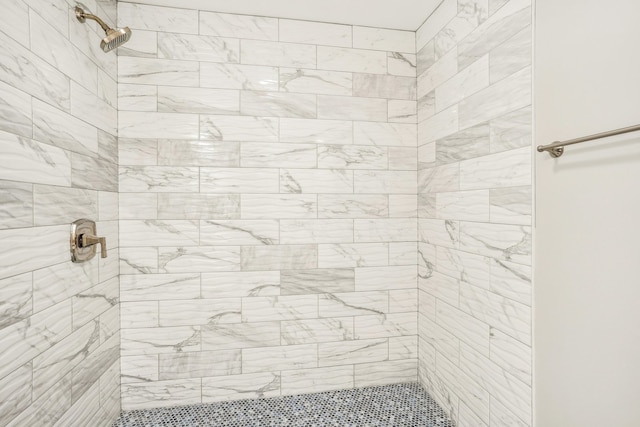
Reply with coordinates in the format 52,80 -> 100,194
75,6 -> 132,53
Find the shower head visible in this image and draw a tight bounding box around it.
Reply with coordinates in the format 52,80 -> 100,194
75,6 -> 132,53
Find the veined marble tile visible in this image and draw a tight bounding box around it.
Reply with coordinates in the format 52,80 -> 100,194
355,265 -> 417,291
119,247 -> 159,275
419,313 -> 459,366
0,362 -> 31,425
490,186 -> 531,225
420,271 -> 460,308
200,11 -> 278,41
56,380 -> 102,427
280,68 -> 352,96
118,57 -> 199,87
354,122 -> 417,147
33,185 -> 97,226
200,168 -> 279,193
119,220 -> 199,247
119,112 -> 199,139
490,105 -> 532,153
490,329 -> 532,387
120,273 -> 200,301
318,145 -> 387,170
0,131 -> 71,186
353,74 -> 416,100
121,379 -> 201,410
318,194 -> 388,219
389,289 -> 419,313
240,91 -> 316,119
159,299 -> 241,327
0,31 -> 69,110
490,25 -> 532,83
388,100 -> 418,123
417,48 -> 457,99
417,40 -> 436,76
418,194 -> 437,218
121,355 -> 159,384
119,166 -> 199,192
70,82 -> 116,135
117,29 -> 157,58
389,147 -> 418,171
418,105 -> 459,144
0,273 -> 32,329
280,119 -> 352,144
158,33 -> 239,63
121,326 -> 201,356
202,372 -> 281,402
98,191 -> 118,221
240,142 -> 317,168
119,193 -> 157,220
158,194 -> 239,220
97,129 -> 117,164
389,194 -> 418,217
389,335 -> 418,360
240,245 -> 318,271
33,260 -> 98,313
389,242 -> 417,265
436,299 -> 490,356
241,194 -> 317,219
201,321 -> 280,351
355,313 -> 417,339
354,218 -> 417,243
460,147 -> 531,190
242,295 -> 318,322
0,81 -> 31,138
318,243 -> 389,268
280,220 -> 353,244
158,140 -> 239,167
281,366 -> 354,395
118,3 -> 198,34
354,360 -> 418,387
418,164 -> 460,194
436,190 -> 490,222
158,87 -> 239,115
354,171 -> 417,195
319,338 -> 387,367
0,181 -> 32,229
490,258 -> 532,306
459,67 -> 531,129
279,19 -> 351,47
201,271 -> 280,298
280,169 -> 353,194
241,40 -> 315,68
434,0 -> 488,59
200,62 -> 278,91
459,343 -> 531,423
436,55 -> 490,111
72,277 -> 118,331
317,46 -> 387,74
457,0 -> 531,70
158,246 -> 240,273
319,291 -> 388,318
436,122 -> 490,164
388,52 -> 417,77
458,402 -> 490,427
243,344 -> 317,373
121,301 -> 159,329
436,247 -> 491,290
491,397 -> 531,427
71,153 -> 118,192
2,0 -> 29,48
418,219 -> 460,248
353,27 -> 415,53
118,139 -> 157,166
200,115 -> 278,141
280,269 -> 355,295
200,220 -> 278,245
418,91 -> 436,123
0,225 -> 69,280
159,349 -> 241,380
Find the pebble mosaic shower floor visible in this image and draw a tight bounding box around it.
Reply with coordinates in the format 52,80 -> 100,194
113,382 -> 454,427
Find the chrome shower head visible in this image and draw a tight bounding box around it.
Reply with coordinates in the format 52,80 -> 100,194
75,6 -> 132,53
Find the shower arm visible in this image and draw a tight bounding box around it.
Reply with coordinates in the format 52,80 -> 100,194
75,7 -> 111,33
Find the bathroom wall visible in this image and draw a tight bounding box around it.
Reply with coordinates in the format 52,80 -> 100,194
0,0 -> 120,426
117,2 -> 419,409
416,0 -> 533,425
535,0 -> 640,425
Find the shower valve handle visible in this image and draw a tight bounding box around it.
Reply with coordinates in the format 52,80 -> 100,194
81,234 -> 107,258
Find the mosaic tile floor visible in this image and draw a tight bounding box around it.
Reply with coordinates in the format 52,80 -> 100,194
113,382 -> 453,427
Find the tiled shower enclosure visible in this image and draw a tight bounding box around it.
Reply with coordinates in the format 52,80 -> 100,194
0,0 -> 532,426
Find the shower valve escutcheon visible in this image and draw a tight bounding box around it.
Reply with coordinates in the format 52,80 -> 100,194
70,219 -> 107,263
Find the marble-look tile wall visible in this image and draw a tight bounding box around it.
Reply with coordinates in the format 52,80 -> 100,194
416,0 -> 533,426
117,2 -> 419,410
0,0 -> 120,425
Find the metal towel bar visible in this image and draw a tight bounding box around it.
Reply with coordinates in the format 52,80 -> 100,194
537,123 -> 640,157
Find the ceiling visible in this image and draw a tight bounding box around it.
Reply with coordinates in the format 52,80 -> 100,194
128,0 -> 443,31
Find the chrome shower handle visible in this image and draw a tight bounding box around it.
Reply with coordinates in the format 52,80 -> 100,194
81,234 -> 107,258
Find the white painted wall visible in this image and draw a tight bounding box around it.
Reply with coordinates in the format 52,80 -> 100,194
534,1 -> 640,426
